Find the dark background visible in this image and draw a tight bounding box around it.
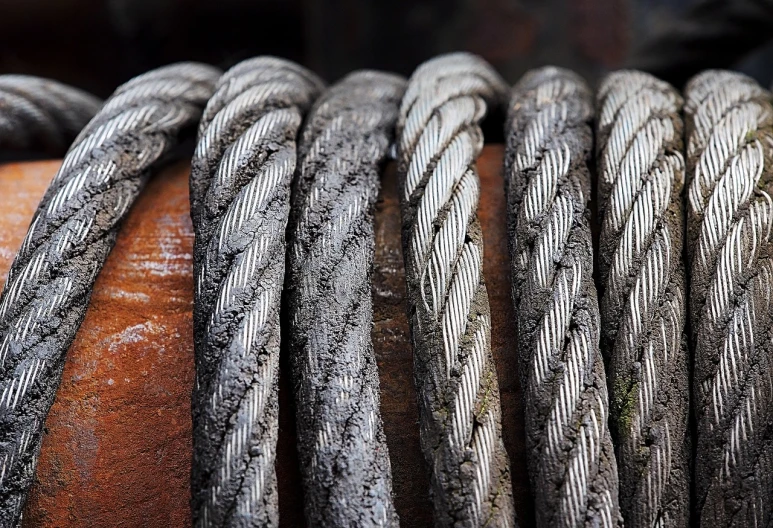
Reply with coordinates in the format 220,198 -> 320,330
2,0 -> 773,97
4,1 -> 773,526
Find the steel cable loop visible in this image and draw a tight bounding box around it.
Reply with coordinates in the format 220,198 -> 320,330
0,75 -> 101,155
188,57 -> 323,527
504,67 -> 622,528
0,61 -> 220,526
595,70 -> 690,528
684,70 -> 773,527
396,52 -> 517,527
286,70 -> 405,527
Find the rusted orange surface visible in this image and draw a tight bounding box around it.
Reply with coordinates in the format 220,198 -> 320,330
478,146 -> 533,526
0,147 -> 530,527
0,161 -> 197,527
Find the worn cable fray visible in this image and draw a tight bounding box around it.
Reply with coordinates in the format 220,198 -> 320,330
189,57 -> 323,527
504,67 -> 622,528
0,75 -> 101,155
397,52 -> 516,527
684,70 -> 773,527
286,71 -> 405,527
595,70 -> 690,528
0,62 -> 219,526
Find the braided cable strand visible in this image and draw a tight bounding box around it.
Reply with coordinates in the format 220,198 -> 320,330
0,75 -> 101,155
286,71 -> 405,527
189,57 -> 323,527
595,71 -> 690,527
397,52 -> 516,527
0,62 -> 220,525
685,70 -> 773,527
504,67 -> 622,528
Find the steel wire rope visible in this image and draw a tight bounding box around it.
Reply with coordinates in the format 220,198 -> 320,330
188,56 -> 324,527
0,62 -> 220,526
684,69 -> 773,527
504,66 -> 622,528
285,70 -> 405,527
396,52 -> 517,527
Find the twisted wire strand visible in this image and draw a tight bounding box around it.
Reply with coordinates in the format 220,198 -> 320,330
595,70 -> 690,528
684,70 -> 773,527
189,57 -> 323,527
0,75 -> 101,155
0,62 -> 220,526
504,66 -> 622,528
396,52 -> 516,527
286,70 -> 405,527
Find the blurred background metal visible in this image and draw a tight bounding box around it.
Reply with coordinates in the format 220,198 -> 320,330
2,0 -> 773,96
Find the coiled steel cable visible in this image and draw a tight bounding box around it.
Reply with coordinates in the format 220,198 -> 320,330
396,52 -> 516,527
0,75 -> 101,155
595,70 -> 690,528
189,57 -> 323,527
286,71 -> 405,527
0,62 -> 219,525
504,67 -> 622,528
685,70 -> 773,527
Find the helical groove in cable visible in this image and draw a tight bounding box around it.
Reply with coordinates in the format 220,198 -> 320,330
504,66 -> 622,528
396,52 -> 516,527
0,62 -> 220,526
189,57 -> 324,527
684,70 -> 773,527
595,70 -> 690,528
286,71 -> 405,527
0,75 -> 101,155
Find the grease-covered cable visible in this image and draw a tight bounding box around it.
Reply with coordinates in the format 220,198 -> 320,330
684,70 -> 773,527
596,70 -> 690,528
286,70 -> 405,527
0,62 -> 220,526
396,52 -> 516,527
189,57 -> 323,527
0,75 -> 101,155
504,66 -> 622,527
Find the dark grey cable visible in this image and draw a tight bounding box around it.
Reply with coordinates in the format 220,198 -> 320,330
189,56 -> 323,527
504,66 -> 622,528
596,70 -> 690,528
0,75 -> 101,155
684,70 -> 773,527
286,70 -> 405,527
0,62 -> 220,526
397,52 -> 516,527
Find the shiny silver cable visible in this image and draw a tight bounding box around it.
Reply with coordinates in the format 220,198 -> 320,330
189,57 -> 323,527
0,75 -> 101,155
596,70 -> 690,528
685,70 -> 773,527
286,70 -> 405,527
396,52 -> 516,527
504,66 -> 622,528
0,62 -> 220,526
